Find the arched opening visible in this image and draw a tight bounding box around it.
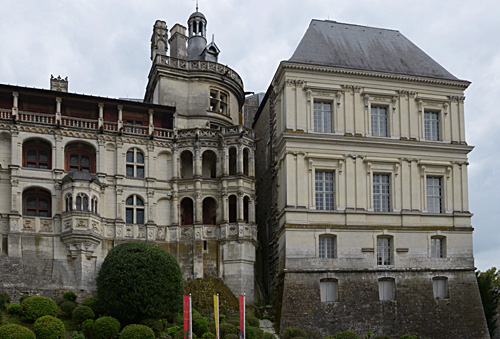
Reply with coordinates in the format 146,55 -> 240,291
229,147 -> 237,175
180,198 -> 194,226
23,139 -> 52,169
65,142 -> 96,173
243,148 -> 249,176
65,194 -> 72,212
243,196 -> 250,223
75,193 -> 89,212
228,195 -> 237,223
202,150 -> 217,178
91,196 -> 98,214
203,197 -> 217,225
180,151 -> 193,179
23,188 -> 51,217
126,195 -> 144,225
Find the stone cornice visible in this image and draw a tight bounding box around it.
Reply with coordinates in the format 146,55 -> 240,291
275,61 -> 471,89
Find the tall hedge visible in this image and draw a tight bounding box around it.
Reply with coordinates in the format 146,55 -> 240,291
0,324 -> 36,339
96,242 -> 183,322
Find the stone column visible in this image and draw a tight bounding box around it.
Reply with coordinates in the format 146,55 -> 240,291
194,192 -> 202,224
172,145 -> 179,179
117,105 -> 123,131
249,197 -> 256,223
222,145 -> 228,175
55,97 -> 62,125
237,191 -> 244,221
194,143 -> 202,177
221,192 -> 228,222
237,145 -> 243,174
98,103 -> 104,129
12,92 -> 19,119
148,109 -> 154,135
171,193 -> 179,225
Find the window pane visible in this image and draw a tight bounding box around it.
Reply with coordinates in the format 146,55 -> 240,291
126,209 -> 133,224
126,165 -> 134,177
136,152 -> 144,164
39,211 -> 48,217
81,155 -> 90,166
314,101 -> 333,133
136,197 -> 144,206
136,209 -> 144,224
39,152 -> 48,162
373,174 -> 390,212
39,199 -> 48,209
371,107 -> 388,137
126,197 -> 134,205
137,166 -> 144,178
27,197 -> 36,207
70,154 -> 79,164
27,150 -> 37,161
316,171 -> 335,210
126,151 -> 134,163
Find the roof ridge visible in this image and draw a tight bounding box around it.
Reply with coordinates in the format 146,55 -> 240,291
310,19 -> 400,33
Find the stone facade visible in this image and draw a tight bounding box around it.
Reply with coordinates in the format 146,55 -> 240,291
254,20 -> 488,337
0,10 -> 257,302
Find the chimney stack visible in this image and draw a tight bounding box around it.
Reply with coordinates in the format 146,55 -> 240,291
169,24 -> 188,59
50,75 -> 68,92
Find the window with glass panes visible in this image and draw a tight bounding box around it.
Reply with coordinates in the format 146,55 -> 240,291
371,106 -> 388,137
427,177 -> 442,213
433,277 -> 449,299
377,237 -> 392,265
373,174 -> 390,212
378,278 -> 395,300
315,171 -> 334,210
431,237 -> 445,258
320,279 -> 338,302
126,195 -> 145,224
23,140 -> 51,169
314,101 -> 333,133
319,235 -> 335,258
23,190 -> 51,217
126,148 -> 145,178
424,111 -> 440,141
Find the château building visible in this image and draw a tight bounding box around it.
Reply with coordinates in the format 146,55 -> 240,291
0,9 -> 257,301
254,20 -> 488,338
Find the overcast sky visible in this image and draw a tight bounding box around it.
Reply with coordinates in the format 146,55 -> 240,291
1,0 -> 499,271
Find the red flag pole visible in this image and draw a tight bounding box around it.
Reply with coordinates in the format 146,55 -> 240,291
239,294 -> 246,339
183,295 -> 192,339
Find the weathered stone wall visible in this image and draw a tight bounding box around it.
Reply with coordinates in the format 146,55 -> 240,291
278,270 -> 489,339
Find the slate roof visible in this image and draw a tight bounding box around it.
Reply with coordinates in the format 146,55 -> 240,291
289,20 -> 458,81
62,171 -> 101,186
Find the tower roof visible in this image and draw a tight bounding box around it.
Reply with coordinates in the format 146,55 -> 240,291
289,20 -> 459,81
189,11 -> 206,20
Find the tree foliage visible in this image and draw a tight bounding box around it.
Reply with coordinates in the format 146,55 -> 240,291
477,267 -> 500,337
96,242 -> 183,322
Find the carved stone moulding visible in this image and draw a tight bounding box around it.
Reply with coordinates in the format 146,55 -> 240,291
60,230 -> 102,259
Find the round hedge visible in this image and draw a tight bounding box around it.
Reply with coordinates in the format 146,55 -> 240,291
96,242 -> 183,322
63,291 -> 77,303
120,324 -> 155,339
0,324 -> 36,339
33,315 -> 65,339
335,331 -> 360,339
6,303 -> 22,315
60,301 -> 77,317
82,296 -> 103,316
21,296 -> 59,322
72,306 -> 95,324
94,316 -> 121,339
81,319 -> 95,338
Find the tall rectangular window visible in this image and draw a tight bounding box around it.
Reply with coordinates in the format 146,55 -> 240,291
425,111 -> 440,141
319,235 -> 335,258
320,279 -> 338,302
433,277 -> 449,299
427,177 -> 442,213
371,106 -> 388,137
378,278 -> 395,301
314,101 -> 333,133
315,171 -> 334,210
373,174 -> 390,212
377,237 -> 392,266
431,237 -> 445,258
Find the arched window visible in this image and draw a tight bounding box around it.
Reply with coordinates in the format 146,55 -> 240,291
23,188 -> 51,217
228,148 -> 237,175
23,139 -> 51,169
126,195 -> 144,225
243,196 -> 250,223
126,148 -> 145,178
243,148 -> 249,176
180,151 -> 193,179
65,194 -> 72,212
75,193 -> 89,212
203,197 -> 217,225
202,150 -> 217,178
65,142 -> 96,173
91,196 -> 98,214
228,195 -> 237,223
180,198 -> 194,226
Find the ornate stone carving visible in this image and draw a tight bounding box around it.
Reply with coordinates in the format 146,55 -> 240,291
126,226 -> 133,237
40,220 -> 51,232
106,227 -> 114,237
64,221 -> 71,230
116,227 -> 123,237
76,219 -> 88,228
10,220 -> 18,231
204,226 -> 216,239
181,227 -> 193,239
229,225 -> 238,237
157,227 -> 165,240
10,179 -> 18,187
23,218 -> 34,230
139,227 -> 146,239
92,222 -> 100,233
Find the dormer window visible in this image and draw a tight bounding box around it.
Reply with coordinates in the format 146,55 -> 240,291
209,89 -> 228,115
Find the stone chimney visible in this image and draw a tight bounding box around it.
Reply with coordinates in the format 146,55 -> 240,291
151,20 -> 168,61
50,75 -> 68,92
169,24 -> 188,59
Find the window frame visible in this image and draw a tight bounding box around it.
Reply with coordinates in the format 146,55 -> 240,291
125,195 -> 145,225
318,234 -> 336,259
209,88 -> 229,115
320,278 -> 339,302
373,174 -> 391,212
377,236 -> 393,266
378,278 -> 395,301
313,100 -> 333,133
23,189 -> 51,217
433,277 -> 449,299
431,236 -> 446,258
371,106 -> 388,137
426,176 -> 442,213
424,110 -> 440,141
126,148 -> 145,179
65,143 -> 96,173
23,140 -> 52,169
315,170 -> 335,211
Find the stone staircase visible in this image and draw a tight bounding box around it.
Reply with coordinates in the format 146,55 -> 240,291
259,319 -> 278,338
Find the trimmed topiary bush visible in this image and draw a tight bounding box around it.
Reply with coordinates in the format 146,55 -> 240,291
96,242 -> 183,322
225,334 -> 239,339
246,325 -> 264,339
0,324 -> 36,339
120,324 -> 155,339
0,292 -> 11,310
202,333 -> 216,339
21,296 -> 59,322
263,333 -> 275,339
94,316 -> 121,339
399,336 -> 417,339
72,332 -> 86,339
193,317 -> 210,337
246,316 -> 260,328
72,306 -> 95,325
220,322 -> 239,338
6,303 -> 22,315
373,336 -> 391,339
335,331 -> 360,339
60,301 -> 77,317
63,291 -> 78,303
81,319 -> 95,338
141,318 -> 165,336
33,315 -> 66,339
82,296 -> 104,316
